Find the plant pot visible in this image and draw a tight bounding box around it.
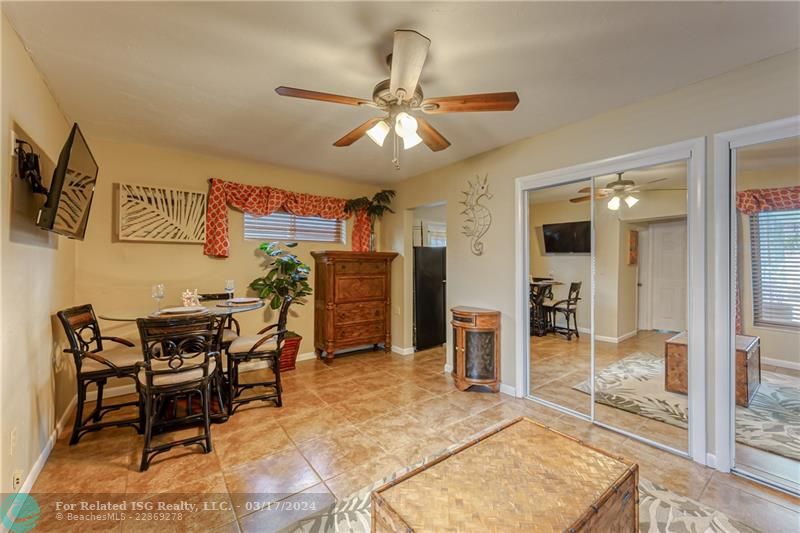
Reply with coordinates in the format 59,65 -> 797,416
280,335 -> 302,372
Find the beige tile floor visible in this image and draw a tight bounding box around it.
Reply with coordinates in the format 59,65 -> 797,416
30,346 -> 798,532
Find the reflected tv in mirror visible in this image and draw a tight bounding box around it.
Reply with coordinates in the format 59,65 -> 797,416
542,221 -> 590,254
36,123 -> 97,240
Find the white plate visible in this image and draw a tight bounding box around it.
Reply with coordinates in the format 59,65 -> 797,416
159,306 -> 208,314
229,297 -> 260,304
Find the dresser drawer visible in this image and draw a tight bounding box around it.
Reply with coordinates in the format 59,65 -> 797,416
335,320 -> 385,343
335,301 -> 385,325
335,261 -> 386,275
335,276 -> 386,302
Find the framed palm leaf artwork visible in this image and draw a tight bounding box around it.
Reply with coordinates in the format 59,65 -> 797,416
117,183 -> 206,243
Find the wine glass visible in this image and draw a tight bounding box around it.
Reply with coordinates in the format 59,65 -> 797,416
151,283 -> 165,312
224,279 -> 235,303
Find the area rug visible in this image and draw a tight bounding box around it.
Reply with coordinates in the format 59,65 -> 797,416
285,427 -> 758,532
573,352 -> 800,461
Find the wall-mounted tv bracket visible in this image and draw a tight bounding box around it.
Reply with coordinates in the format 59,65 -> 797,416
14,139 -> 48,195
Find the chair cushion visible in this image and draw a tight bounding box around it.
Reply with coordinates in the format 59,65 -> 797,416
138,357 -> 216,387
228,335 -> 278,355
81,343 -> 142,373
220,351 -> 273,372
221,328 -> 238,344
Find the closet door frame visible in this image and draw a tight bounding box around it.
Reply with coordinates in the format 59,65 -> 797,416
514,137 -> 707,465
713,116 -> 800,487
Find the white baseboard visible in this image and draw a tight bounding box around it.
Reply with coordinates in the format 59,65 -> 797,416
17,393 -> 77,497
595,331 -> 638,344
392,345 -> 415,356
762,357 -> 800,371
499,383 -> 517,397
296,351 -> 317,362
705,453 -> 717,468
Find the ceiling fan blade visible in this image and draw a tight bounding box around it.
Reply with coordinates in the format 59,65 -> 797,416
390,30 -> 430,102
333,118 -> 382,147
275,86 -> 372,107
421,92 -> 520,114
570,193 -> 607,203
416,117 -> 451,152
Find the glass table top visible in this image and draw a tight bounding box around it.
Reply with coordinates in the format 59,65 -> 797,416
98,300 -> 265,322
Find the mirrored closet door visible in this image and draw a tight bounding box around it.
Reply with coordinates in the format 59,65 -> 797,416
524,143 -> 702,459
731,135 -> 799,493
591,162 -> 689,453
527,179 -> 592,417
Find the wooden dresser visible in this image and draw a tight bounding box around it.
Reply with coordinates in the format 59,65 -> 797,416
311,251 -> 398,359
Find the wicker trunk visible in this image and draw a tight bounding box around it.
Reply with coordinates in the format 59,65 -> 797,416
372,417 -> 638,532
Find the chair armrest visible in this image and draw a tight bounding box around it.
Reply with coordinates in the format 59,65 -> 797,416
257,323 -> 279,335
250,329 -> 286,354
100,336 -> 135,347
64,349 -> 121,374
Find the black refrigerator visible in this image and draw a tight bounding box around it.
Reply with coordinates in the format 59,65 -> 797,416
413,246 -> 446,350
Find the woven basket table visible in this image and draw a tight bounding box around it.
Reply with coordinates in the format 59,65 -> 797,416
371,417 -> 639,532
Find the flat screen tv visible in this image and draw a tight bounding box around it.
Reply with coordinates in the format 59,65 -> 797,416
36,123 -> 97,240
542,220 -> 590,254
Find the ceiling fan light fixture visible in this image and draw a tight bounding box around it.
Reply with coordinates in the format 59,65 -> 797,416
402,130 -> 423,150
624,195 -> 639,208
394,112 -> 418,139
366,120 -> 390,147
607,196 -> 621,211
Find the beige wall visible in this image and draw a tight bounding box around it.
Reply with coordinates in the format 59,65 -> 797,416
383,50 -> 800,457
737,166 -> 800,366
76,137 -> 378,360
1,14 -> 74,493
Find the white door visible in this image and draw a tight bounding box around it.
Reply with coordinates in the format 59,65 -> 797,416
651,219 -> 687,331
637,228 -> 651,330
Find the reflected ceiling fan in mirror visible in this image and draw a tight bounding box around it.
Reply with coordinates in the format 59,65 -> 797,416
275,29 -> 520,170
569,172 -> 687,210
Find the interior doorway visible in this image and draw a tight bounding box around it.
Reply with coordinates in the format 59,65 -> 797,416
642,219 -> 687,332
412,203 -> 447,351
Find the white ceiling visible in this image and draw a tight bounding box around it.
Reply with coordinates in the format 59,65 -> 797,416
4,2 -> 799,184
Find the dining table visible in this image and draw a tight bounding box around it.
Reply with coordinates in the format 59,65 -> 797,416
98,300 -> 266,424
98,300 -> 266,322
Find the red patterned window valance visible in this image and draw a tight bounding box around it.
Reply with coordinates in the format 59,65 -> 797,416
204,178 -> 370,257
736,185 -> 800,215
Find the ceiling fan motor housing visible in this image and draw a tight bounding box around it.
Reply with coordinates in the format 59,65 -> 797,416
372,79 -> 424,108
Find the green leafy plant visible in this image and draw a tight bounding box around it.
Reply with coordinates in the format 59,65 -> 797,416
344,189 -> 396,230
249,242 -> 312,313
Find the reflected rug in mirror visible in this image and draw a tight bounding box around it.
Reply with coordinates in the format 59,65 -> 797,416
573,352 -> 800,461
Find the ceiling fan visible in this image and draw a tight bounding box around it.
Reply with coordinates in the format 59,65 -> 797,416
275,29 -> 520,169
569,172 -> 686,210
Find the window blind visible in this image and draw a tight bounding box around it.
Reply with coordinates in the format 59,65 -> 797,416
750,209 -> 800,328
244,211 -> 345,243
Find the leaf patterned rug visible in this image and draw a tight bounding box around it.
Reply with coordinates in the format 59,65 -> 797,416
284,423 -> 758,532
573,352 -> 800,461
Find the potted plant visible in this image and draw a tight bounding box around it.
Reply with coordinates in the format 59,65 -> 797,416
249,242 -> 312,372
344,189 -> 396,251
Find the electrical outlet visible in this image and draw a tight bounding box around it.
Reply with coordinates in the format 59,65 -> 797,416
9,427 -> 16,456
12,470 -> 23,491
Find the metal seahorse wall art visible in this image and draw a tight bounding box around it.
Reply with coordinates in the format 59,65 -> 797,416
460,174 -> 493,256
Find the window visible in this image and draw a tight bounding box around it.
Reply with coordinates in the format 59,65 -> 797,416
426,223 -> 447,247
244,211 -> 345,243
750,209 -> 800,328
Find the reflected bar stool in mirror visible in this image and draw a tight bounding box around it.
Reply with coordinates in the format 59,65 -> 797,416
136,314 -> 222,471
547,281 -> 582,340
451,306 -> 500,392
57,304 -> 143,445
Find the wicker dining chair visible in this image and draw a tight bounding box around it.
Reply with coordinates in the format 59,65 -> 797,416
135,314 -> 223,471
197,292 -> 240,349
57,304 -> 143,445
223,298 -> 289,413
